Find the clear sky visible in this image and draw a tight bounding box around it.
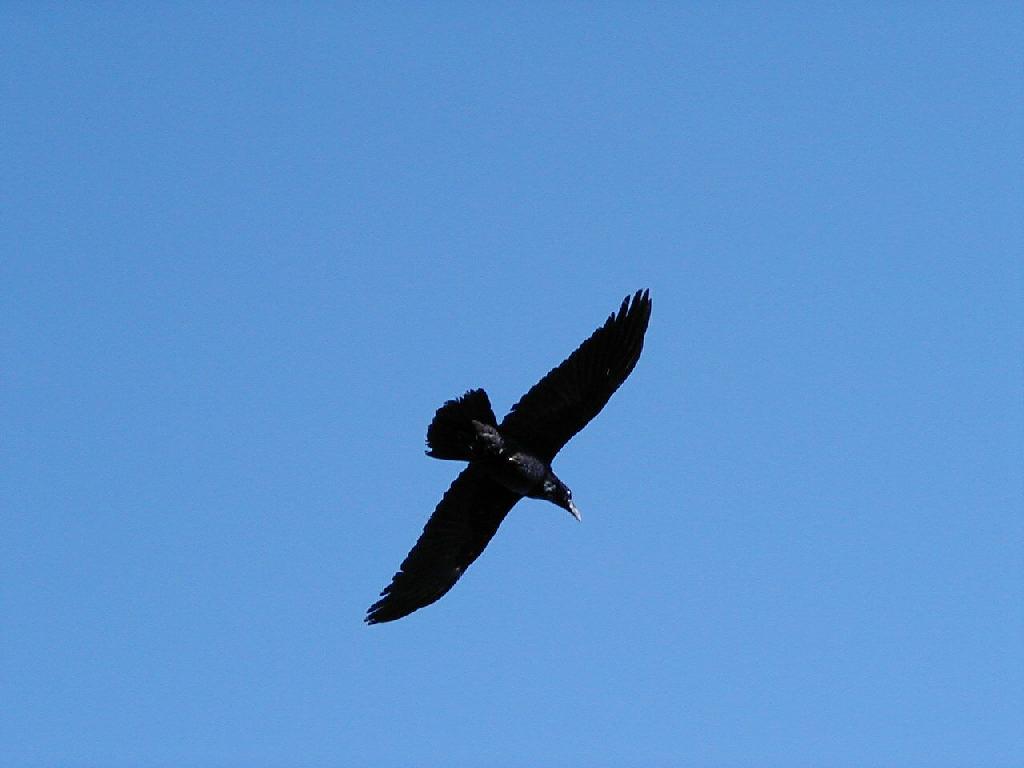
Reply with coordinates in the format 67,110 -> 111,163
3,4 -> 1022,767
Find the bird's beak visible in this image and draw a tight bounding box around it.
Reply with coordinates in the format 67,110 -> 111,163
567,499 -> 582,522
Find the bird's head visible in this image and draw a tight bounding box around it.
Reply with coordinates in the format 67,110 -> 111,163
543,476 -> 581,522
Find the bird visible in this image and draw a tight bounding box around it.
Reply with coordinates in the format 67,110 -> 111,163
365,289 -> 652,624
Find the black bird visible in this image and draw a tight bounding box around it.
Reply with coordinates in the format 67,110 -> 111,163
365,289 -> 652,624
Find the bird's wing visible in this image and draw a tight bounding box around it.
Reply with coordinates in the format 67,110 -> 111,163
499,289 -> 651,463
365,464 -> 521,624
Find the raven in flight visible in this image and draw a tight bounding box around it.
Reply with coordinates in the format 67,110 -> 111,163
365,289 -> 652,624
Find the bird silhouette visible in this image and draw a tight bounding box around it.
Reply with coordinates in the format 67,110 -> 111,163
365,289 -> 652,623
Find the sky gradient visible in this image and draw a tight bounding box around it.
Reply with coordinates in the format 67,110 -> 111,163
4,4 -> 1023,767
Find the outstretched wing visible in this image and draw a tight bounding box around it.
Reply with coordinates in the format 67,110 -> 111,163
365,464 -> 521,624
500,289 -> 651,463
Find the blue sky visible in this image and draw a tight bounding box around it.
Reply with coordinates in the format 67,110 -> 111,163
3,4 -> 1022,766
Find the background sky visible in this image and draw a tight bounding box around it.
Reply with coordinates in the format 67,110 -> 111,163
3,4 -> 1022,767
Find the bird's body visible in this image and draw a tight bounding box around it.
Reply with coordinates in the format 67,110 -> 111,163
366,289 -> 651,624
442,415 -> 573,508
477,437 -> 547,497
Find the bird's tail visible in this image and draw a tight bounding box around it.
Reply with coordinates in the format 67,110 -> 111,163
426,389 -> 498,460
